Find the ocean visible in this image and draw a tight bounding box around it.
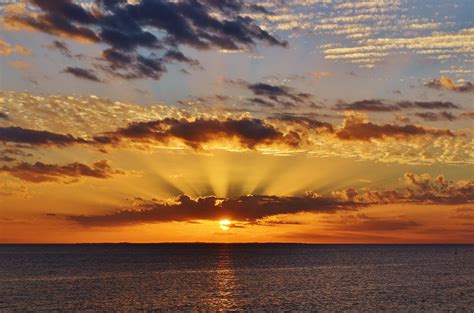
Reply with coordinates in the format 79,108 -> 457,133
0,244 -> 473,311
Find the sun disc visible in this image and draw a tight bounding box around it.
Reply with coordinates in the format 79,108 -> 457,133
219,219 -> 231,230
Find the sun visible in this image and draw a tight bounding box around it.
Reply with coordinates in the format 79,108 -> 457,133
219,219 -> 231,231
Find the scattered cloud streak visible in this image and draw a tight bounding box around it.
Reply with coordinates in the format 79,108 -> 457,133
0,160 -> 122,183
0,126 -> 88,147
227,79 -> 319,108
334,100 -> 461,112
63,66 -> 102,82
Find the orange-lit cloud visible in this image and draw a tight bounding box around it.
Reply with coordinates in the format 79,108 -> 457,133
336,112 -> 455,141
7,59 -> 32,70
0,39 -> 31,56
425,77 -> 474,93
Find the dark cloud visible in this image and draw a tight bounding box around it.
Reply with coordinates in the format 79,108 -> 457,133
0,126 -> 88,147
96,117 -> 301,149
67,193 -> 363,226
247,82 -> 311,106
272,114 -> 334,132
0,147 -> 34,163
425,77 -> 474,93
335,100 -> 400,112
334,99 -> 461,112
411,111 -> 474,122
0,156 -> 16,162
336,113 -> 455,141
0,160 -> 122,183
63,66 -> 102,82
246,97 -> 275,108
413,112 -> 457,122
5,0 -> 286,81
4,5 -> 100,43
397,101 -> 460,110
0,112 -> 9,120
98,49 -> 166,80
44,40 -> 72,57
162,50 -> 200,66
200,0 -> 272,15
227,79 -> 317,108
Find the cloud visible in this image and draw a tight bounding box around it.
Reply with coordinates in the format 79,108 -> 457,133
0,148 -> 33,163
0,112 -> 9,120
62,66 -> 102,82
43,40 -> 72,57
397,101 -> 460,110
358,173 -> 474,205
335,99 -> 399,112
0,39 -> 32,56
0,126 -> 88,147
0,91 -> 470,164
7,59 -> 32,70
97,49 -> 166,80
4,0 -> 286,81
459,112 -> 474,119
227,79 -> 317,108
96,117 -> 301,149
334,99 -> 461,112
66,193 -> 363,226
3,7 -> 100,43
425,77 -> 474,93
321,28 -> 474,67
162,50 -> 200,67
0,117 -> 300,150
413,112 -> 457,122
271,114 -> 334,132
0,160 -> 122,183
413,111 -> 474,122
336,112 -> 455,141
246,97 -> 275,108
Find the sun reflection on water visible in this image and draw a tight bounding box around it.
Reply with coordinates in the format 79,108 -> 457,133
213,245 -> 238,309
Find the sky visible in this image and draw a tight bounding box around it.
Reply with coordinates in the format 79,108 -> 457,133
0,0 -> 473,243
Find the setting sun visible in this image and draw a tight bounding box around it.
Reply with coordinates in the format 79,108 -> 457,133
219,219 -> 231,231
